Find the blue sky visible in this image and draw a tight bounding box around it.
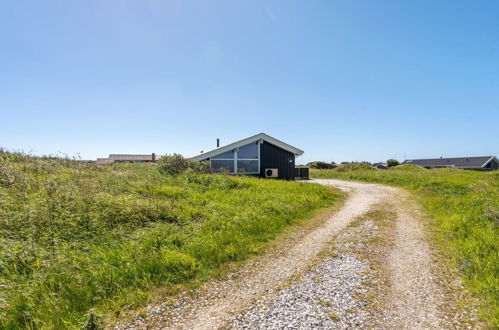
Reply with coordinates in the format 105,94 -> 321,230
1,0 -> 498,164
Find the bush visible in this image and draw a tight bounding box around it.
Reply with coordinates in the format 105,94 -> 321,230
157,154 -> 209,175
387,159 -> 400,168
307,161 -> 337,169
334,162 -> 376,172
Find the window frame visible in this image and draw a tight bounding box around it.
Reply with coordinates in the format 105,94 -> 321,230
209,141 -> 261,175
210,159 -> 236,174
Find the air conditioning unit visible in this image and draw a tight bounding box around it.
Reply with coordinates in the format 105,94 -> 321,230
264,168 -> 278,178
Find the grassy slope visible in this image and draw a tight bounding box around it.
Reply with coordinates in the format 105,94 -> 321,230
0,153 -> 340,329
311,167 -> 498,326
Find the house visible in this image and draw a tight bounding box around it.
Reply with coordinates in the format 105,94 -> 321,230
96,153 -> 161,165
190,133 -> 305,180
402,156 -> 498,170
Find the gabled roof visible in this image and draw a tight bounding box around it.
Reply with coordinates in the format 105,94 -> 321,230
402,156 -> 496,168
190,133 -> 304,161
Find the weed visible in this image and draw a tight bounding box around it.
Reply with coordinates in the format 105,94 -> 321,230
312,276 -> 323,283
82,310 -> 103,330
327,310 -> 340,320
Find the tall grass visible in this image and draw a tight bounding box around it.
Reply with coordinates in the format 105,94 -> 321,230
0,152 -> 339,329
311,167 -> 498,326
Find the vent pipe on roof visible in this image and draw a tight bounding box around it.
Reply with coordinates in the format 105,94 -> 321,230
217,138 -> 220,148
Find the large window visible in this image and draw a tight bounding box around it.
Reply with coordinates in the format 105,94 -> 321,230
237,159 -> 259,173
237,143 -> 258,158
211,159 -> 235,173
210,149 -> 235,174
210,142 -> 260,174
212,150 -> 234,159
236,142 -> 259,174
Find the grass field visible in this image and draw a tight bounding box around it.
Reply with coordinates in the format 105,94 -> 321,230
0,152 -> 340,329
311,165 -> 499,326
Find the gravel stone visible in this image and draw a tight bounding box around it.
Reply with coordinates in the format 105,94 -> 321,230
230,221 -> 378,329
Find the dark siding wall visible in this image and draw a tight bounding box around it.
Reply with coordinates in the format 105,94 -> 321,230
485,158 -> 498,169
260,142 -> 295,180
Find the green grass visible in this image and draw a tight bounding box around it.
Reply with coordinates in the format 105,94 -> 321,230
311,167 -> 498,326
0,152 -> 340,329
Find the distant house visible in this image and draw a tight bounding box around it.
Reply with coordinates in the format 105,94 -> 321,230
402,156 -> 498,170
190,133 -> 305,180
96,153 -> 160,165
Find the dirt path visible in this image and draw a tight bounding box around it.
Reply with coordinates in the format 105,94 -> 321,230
382,191 -> 445,328
116,180 -> 473,329
309,180 -> 449,329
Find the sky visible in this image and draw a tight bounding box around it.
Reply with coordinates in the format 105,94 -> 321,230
1,0 -> 498,164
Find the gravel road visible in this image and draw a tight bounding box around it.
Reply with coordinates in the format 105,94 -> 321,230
115,180 -> 477,330
231,220 -> 379,329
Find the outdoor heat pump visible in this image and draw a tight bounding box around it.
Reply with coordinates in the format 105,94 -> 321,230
264,168 -> 278,178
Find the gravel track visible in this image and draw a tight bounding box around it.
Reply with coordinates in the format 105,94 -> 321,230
115,179 -> 475,330
231,221 -> 379,329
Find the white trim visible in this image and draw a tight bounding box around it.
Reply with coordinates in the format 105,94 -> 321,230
234,150 -> 238,174
190,133 -> 303,161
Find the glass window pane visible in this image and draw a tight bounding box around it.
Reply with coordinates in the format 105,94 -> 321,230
237,160 -> 259,173
211,160 -> 235,173
212,150 -> 234,159
237,143 -> 258,159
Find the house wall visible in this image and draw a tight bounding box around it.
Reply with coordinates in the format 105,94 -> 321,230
260,142 -> 295,180
485,158 -> 498,169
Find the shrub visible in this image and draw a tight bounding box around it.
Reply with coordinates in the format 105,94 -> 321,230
387,159 -> 400,168
307,161 -> 337,169
188,159 -> 210,174
157,154 -> 209,175
334,162 -> 376,172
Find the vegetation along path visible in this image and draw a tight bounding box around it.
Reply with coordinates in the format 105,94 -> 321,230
118,180 -> 477,329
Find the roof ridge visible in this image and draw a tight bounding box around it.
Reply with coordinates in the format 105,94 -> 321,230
190,133 -> 304,160
406,156 -> 492,160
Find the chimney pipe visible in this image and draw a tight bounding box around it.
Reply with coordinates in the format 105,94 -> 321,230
217,138 -> 220,148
